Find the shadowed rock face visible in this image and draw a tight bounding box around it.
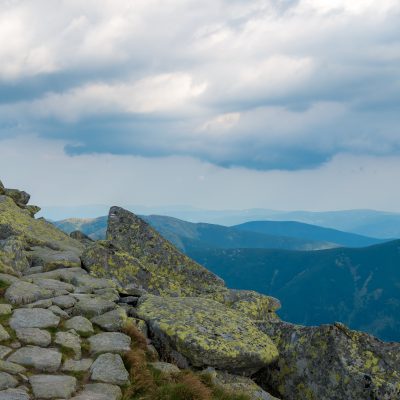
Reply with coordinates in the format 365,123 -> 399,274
82,206 -> 225,297
255,320 -> 400,400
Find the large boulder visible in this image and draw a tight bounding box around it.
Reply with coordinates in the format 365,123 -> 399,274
255,320 -> 400,400
207,289 -> 281,321
136,295 -> 279,375
81,207 -> 225,297
3,189 -> 30,207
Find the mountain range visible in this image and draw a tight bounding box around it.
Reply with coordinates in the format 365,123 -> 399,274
188,240 -> 400,342
53,215 -> 386,250
44,205 -> 400,238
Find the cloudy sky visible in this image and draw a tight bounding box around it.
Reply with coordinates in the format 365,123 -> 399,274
1,0 -> 399,214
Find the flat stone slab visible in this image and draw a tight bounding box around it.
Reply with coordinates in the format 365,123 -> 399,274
16,328 -> 51,347
0,372 -> 18,391
91,308 -> 127,332
0,326 -> 10,342
48,305 -> 69,319
55,330 -> 81,359
51,295 -> 76,309
72,275 -> 114,290
0,388 -> 31,400
8,346 -> 61,372
73,298 -> 117,318
31,278 -> 75,293
0,305 -> 12,316
72,383 -> 122,400
0,360 -> 26,375
21,299 -> 52,309
88,332 -> 131,355
64,316 -> 94,336
9,308 -> 59,330
90,353 -> 129,386
0,347 -> 12,360
29,374 -> 77,399
62,358 -> 93,373
5,281 -> 52,305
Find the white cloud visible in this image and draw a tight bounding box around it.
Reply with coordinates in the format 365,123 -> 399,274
0,0 -> 399,170
1,135 -> 400,212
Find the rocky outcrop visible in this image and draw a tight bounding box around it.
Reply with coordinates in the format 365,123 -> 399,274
136,294 -> 278,374
81,206 -> 225,296
0,186 -> 84,277
1,179 -> 400,400
255,320 -> 400,400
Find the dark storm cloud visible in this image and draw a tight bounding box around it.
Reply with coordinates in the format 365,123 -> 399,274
0,0 -> 400,170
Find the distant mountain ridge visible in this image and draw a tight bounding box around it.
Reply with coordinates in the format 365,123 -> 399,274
234,220 -> 386,248
53,214 -> 386,251
187,240 -> 400,342
44,206 -> 400,238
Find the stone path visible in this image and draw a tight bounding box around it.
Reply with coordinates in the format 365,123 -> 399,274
0,265 -> 142,399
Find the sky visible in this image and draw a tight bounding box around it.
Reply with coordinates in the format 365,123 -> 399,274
0,0 -> 400,213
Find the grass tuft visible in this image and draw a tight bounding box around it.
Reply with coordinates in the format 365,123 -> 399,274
121,321 -> 251,400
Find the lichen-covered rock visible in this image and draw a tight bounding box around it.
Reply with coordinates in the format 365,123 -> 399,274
5,281 -> 52,305
81,207 -> 225,297
0,195 -> 83,271
0,238 -> 30,276
136,295 -> 279,375
25,205 -> 41,217
207,289 -> 281,320
255,320 -> 400,400
3,189 -> 30,207
29,247 -> 81,271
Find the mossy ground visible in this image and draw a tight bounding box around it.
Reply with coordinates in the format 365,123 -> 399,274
122,322 -> 251,400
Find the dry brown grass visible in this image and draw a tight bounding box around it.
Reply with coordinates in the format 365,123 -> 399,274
122,321 -> 251,400
123,322 -> 148,351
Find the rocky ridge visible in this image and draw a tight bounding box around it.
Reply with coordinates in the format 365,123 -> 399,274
0,179 -> 399,400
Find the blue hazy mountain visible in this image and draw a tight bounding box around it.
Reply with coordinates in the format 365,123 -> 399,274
234,221 -> 386,248
53,215 -> 338,251
187,240 -> 400,342
45,206 -> 400,239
